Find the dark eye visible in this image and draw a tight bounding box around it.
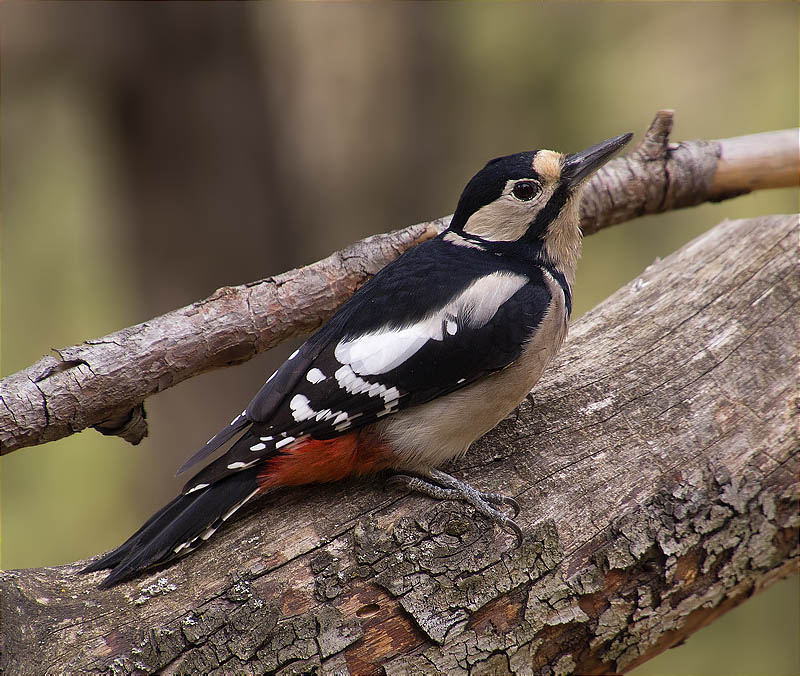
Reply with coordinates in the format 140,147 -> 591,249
511,180 -> 539,201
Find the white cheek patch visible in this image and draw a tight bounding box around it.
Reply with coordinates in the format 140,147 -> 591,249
463,196 -> 534,242
462,178 -> 559,243
335,271 -> 527,376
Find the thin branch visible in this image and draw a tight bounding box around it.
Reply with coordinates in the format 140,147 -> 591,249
2,214 -> 797,674
1,111 -> 797,454
711,128 -> 799,195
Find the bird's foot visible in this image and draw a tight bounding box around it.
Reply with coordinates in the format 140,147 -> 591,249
388,468 -> 523,546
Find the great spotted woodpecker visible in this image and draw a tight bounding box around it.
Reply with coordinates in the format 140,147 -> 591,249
84,132 -> 632,587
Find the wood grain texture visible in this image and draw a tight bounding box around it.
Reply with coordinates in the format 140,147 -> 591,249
2,213 -> 797,675
2,111 -> 797,455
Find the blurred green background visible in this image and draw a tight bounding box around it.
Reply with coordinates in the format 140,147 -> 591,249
1,3 -> 797,674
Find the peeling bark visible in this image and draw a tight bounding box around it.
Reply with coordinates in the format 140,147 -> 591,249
1,111 -> 797,454
2,213 -> 797,675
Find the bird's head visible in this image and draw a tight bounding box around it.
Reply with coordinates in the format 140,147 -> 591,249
447,133 -> 633,281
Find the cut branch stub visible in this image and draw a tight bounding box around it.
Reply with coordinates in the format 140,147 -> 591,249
578,109 -> 720,234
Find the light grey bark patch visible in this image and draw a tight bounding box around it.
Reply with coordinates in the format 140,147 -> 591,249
316,606 -> 364,659
354,505 -> 562,645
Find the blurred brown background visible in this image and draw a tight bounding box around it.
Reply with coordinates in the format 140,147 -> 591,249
1,3 -> 797,674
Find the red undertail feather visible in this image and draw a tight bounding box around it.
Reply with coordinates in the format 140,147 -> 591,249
84,432 -> 390,586
258,430 -> 391,489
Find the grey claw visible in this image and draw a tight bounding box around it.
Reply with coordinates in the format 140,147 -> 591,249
478,491 -> 521,518
470,502 -> 524,547
388,469 -> 524,545
505,497 -> 521,519
499,515 -> 524,548
386,474 -> 411,488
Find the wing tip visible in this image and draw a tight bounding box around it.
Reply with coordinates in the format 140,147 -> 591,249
80,558 -> 111,574
176,415 -> 251,476
82,468 -> 263,588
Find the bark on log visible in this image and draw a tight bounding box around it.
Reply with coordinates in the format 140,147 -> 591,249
1,111 -> 797,454
2,213 -> 797,675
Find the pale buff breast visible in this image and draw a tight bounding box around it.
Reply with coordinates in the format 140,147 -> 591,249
376,270 -> 569,471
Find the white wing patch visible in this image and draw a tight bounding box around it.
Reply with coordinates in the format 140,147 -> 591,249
290,394 -> 317,422
334,364 -> 401,405
335,334 -> 429,376
334,271 -> 528,376
463,272 -> 528,327
227,460 -> 258,470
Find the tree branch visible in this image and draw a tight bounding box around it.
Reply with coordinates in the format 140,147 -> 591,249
1,213 -> 797,674
2,111 -> 797,455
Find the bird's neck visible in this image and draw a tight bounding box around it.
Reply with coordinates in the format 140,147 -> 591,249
537,204 -> 582,289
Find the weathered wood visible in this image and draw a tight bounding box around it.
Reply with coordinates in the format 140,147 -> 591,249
2,213 -> 797,674
2,111 -> 797,455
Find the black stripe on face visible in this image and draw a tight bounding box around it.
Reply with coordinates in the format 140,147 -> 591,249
526,182 -> 570,241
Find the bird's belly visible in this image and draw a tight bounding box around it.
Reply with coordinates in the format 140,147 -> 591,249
377,293 -> 568,471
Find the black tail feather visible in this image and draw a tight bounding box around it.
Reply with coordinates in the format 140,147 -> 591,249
81,494 -> 185,574
82,467 -> 261,587
176,415 -> 250,476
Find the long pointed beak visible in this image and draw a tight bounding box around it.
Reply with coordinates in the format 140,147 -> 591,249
563,133 -> 633,188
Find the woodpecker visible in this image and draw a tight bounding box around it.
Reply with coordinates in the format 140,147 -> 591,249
84,132 -> 632,587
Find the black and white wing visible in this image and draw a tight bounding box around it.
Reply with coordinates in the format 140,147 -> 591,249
179,239 -> 559,489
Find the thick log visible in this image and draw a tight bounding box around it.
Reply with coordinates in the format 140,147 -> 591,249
1,213 -> 796,674
2,112 -> 797,454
